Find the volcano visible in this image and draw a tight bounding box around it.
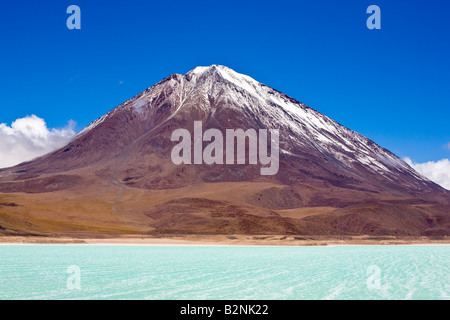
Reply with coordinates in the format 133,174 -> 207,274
1,65 -> 449,237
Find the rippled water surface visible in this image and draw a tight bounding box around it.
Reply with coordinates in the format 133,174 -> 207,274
0,245 -> 448,299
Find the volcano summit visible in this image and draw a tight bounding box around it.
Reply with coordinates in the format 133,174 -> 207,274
0,65 -> 449,237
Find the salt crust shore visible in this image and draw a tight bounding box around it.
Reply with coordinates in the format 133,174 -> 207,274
0,235 -> 449,246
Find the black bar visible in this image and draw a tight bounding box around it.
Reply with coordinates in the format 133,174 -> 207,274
0,300 -> 443,319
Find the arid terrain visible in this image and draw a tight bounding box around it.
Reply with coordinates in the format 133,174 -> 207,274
1,180 -> 449,240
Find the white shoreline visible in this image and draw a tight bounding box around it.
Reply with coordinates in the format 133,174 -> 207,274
1,240 -> 449,247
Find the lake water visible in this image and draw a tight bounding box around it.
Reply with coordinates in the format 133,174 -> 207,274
0,245 -> 448,300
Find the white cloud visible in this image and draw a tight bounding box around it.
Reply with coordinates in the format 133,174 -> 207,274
0,115 -> 75,168
404,157 -> 450,190
444,142 -> 450,150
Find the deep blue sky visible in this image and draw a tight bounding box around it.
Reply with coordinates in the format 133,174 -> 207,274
0,0 -> 449,162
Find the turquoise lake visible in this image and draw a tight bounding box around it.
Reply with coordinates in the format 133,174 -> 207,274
0,245 -> 448,300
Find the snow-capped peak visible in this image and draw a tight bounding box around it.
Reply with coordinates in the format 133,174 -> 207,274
71,65 -> 436,192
